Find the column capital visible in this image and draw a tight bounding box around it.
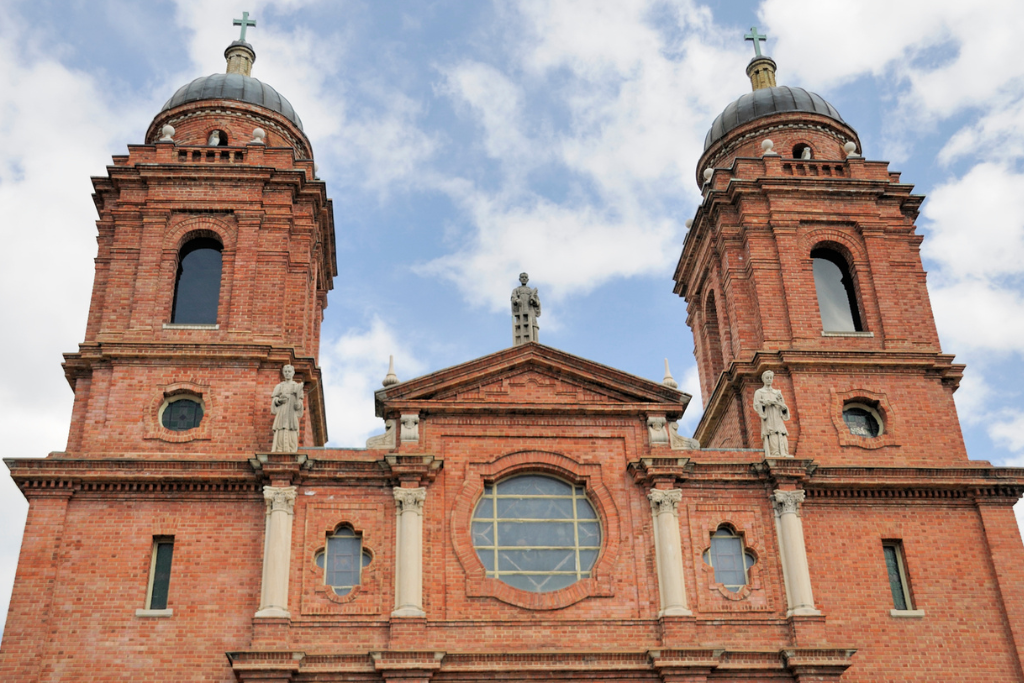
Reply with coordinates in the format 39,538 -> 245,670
263,485 -> 297,515
772,489 -> 805,516
394,486 -> 427,513
648,488 -> 683,516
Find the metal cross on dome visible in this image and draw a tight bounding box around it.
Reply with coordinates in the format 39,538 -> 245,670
744,26 -> 767,58
233,11 -> 256,42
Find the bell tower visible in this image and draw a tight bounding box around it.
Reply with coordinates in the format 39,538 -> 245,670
62,30 -> 336,456
673,36 -> 965,465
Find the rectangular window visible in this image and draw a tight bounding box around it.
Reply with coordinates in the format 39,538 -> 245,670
883,541 -> 912,610
146,537 -> 174,610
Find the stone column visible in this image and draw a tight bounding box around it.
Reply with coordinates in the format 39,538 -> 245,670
255,485 -> 297,618
392,487 -> 427,618
648,489 -> 692,617
772,490 -> 821,617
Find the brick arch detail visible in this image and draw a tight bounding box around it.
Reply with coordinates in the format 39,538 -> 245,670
450,449 -> 619,610
830,387 -> 899,449
165,214 -> 238,253
799,227 -> 867,265
161,214 -> 238,327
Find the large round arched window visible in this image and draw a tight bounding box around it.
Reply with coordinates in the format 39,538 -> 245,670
471,474 -> 601,593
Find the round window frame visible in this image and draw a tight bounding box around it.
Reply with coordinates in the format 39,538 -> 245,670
842,401 -> 884,438
157,393 -> 206,432
470,474 -> 603,595
451,450 -> 619,610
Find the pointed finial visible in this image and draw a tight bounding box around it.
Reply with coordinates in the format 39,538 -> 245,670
382,355 -> 400,387
744,27 -> 767,58
233,12 -> 257,42
225,13 -> 257,76
744,27 -> 777,91
662,359 -> 679,389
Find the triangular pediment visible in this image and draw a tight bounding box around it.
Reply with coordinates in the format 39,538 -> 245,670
375,343 -> 690,417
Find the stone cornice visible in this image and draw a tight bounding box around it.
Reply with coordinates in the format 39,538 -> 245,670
226,647 -> 856,679
4,453 -> 451,498
375,343 -> 690,419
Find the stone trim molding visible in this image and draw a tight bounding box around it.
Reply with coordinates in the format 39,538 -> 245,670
144,380 -> 213,444
695,515 -> 768,607
450,449 -> 619,610
830,388 -> 898,449
227,647 -> 856,679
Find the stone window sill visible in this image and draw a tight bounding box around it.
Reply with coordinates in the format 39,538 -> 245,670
822,331 -> 874,337
163,323 -> 219,330
135,608 -> 173,618
890,609 -> 924,618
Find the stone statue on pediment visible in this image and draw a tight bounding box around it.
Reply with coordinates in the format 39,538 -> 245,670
511,272 -> 541,346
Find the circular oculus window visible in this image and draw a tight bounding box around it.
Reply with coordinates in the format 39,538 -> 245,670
471,474 -> 601,593
842,402 -> 883,438
160,396 -> 205,431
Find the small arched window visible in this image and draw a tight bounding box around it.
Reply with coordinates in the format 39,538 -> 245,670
793,143 -> 812,160
702,526 -> 756,592
811,248 -> 862,332
171,238 -> 222,324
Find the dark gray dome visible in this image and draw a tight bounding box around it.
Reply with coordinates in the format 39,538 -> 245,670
704,86 -> 843,150
160,73 -> 303,130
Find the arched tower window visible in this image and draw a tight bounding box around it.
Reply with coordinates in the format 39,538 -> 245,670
171,237 -> 222,324
703,291 -> 725,380
811,248 -> 862,332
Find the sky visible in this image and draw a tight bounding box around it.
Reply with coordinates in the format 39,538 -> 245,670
2,0 -> 1024,636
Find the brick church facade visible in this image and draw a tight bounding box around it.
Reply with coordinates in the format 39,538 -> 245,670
4,30 -> 1024,683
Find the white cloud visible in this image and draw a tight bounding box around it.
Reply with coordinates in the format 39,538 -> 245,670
441,61 -> 532,163
939,94 -> 1024,165
763,0 -> 1024,122
423,0 -> 751,311
923,163 -> 1024,352
0,4 -> 152,639
171,0 -> 437,194
320,316 -> 425,447
990,411 -> 1024,454
419,188 -> 678,310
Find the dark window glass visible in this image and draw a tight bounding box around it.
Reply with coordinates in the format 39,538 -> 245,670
471,474 -> 602,593
315,527 -> 371,596
884,544 -> 909,610
843,406 -> 880,437
171,238 -> 222,324
162,399 -> 203,431
703,527 -> 755,592
149,540 -> 174,610
811,248 -> 862,332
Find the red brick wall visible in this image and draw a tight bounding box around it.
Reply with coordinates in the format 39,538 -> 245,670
1,493 -> 264,683
805,500 -> 1024,682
